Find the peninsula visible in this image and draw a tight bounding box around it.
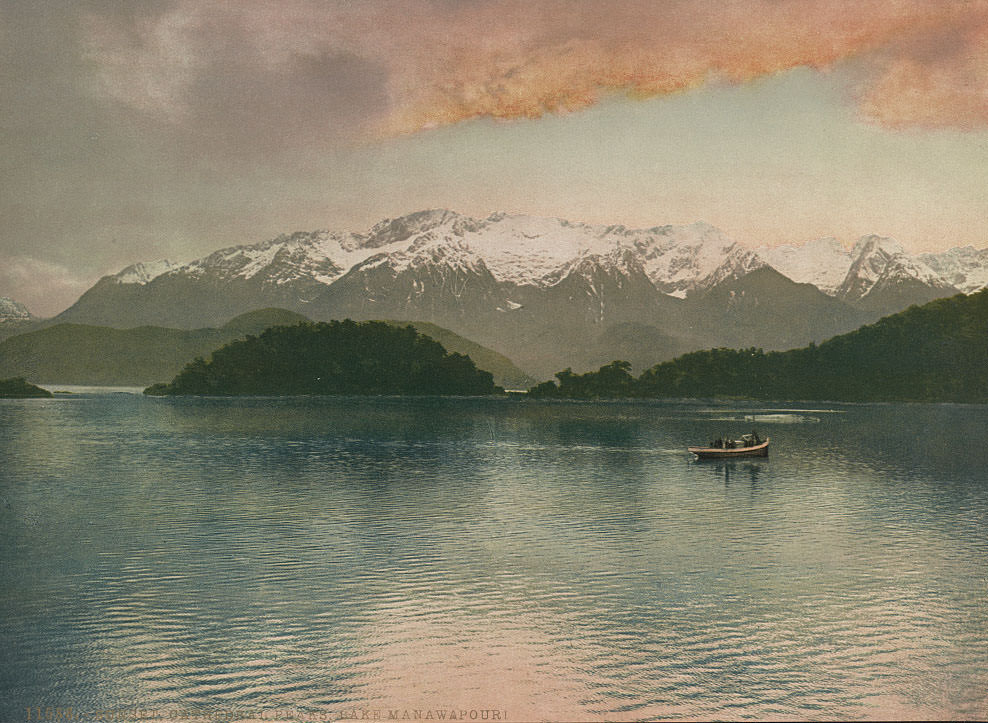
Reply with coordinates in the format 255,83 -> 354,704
0,377 -> 52,398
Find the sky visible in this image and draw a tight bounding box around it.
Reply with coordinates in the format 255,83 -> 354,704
3,0 -> 988,316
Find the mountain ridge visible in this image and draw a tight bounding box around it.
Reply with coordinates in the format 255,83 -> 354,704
76,211 -> 985,306
47,210 -> 986,378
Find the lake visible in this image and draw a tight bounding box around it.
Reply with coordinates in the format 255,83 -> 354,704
1,392 -> 986,721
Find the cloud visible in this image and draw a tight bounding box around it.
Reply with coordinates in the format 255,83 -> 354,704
83,0 -> 391,153
857,13 -> 988,130
80,0 -> 988,137
0,256 -> 98,318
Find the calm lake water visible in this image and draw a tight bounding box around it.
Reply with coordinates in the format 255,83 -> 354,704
1,392 -> 986,721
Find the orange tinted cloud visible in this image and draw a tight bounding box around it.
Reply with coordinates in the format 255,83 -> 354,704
84,0 -> 988,136
858,13 -> 988,130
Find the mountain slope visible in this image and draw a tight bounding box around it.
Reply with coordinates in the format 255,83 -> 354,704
683,266 -> 872,351
637,290 -> 988,402
383,320 -> 535,389
475,249 -> 690,376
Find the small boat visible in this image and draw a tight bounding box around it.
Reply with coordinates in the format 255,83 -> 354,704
689,433 -> 769,459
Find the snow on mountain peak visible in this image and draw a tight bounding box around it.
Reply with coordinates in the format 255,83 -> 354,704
391,236 -> 489,276
628,222 -> 742,297
0,296 -> 34,321
697,246 -> 768,291
459,213 -> 610,285
756,237 -> 852,295
363,209 -> 473,249
839,234 -> 948,299
97,210 -> 988,308
179,230 -> 393,286
112,260 -> 179,284
542,246 -> 646,287
851,234 -> 907,258
99,212 -> 769,299
920,245 -> 988,293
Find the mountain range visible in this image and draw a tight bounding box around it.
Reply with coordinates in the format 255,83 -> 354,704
41,210 -> 988,378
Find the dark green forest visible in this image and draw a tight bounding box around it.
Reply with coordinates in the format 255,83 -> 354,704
0,377 -> 52,398
530,290 -> 988,402
145,320 -> 499,396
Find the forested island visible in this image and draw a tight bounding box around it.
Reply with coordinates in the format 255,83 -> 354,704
0,377 -> 52,398
145,320 -> 499,396
530,290 -> 988,402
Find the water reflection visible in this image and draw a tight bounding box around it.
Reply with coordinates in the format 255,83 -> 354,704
702,460 -> 764,487
2,395 -> 988,720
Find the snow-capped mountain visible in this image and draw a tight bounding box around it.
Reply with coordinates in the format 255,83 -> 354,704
95,211 -> 982,308
836,235 -> 953,303
757,233 -> 965,310
97,211 -> 762,300
114,260 -> 179,285
54,209 -> 988,377
756,238 -> 852,295
314,234 -> 515,325
0,297 -> 34,322
920,246 -> 988,294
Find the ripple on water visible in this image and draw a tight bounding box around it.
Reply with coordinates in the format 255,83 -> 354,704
1,396 -> 987,720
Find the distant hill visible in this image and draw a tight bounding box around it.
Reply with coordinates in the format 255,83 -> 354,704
219,307 -> 310,335
0,323 -> 228,386
0,309 -> 301,386
580,322 -> 689,375
0,308 -> 532,388
0,319 -> 40,343
146,320 -> 498,397
383,320 -> 535,389
532,290 -> 988,403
